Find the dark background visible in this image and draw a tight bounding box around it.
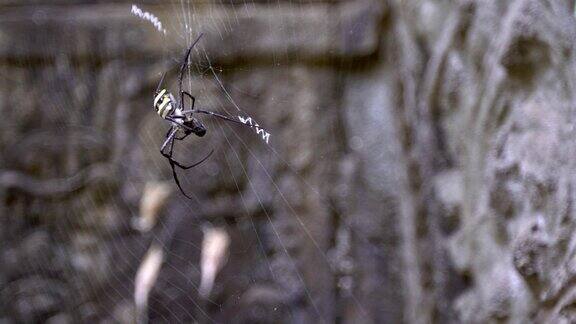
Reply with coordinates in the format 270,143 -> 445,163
1,0 -> 576,323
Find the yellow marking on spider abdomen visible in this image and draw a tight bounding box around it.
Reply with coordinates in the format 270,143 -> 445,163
157,97 -> 173,118
154,89 -> 167,107
161,103 -> 172,118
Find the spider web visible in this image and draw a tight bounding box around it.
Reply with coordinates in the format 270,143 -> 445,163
0,1 -> 384,322
131,1 -> 370,322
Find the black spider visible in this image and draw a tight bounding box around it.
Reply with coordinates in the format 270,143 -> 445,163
153,33 -> 249,199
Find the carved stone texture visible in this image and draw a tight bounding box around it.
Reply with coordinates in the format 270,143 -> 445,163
2,0 -> 576,323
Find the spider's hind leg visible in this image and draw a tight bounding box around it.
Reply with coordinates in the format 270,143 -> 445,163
162,128 -> 214,169
169,160 -> 193,199
160,128 -> 215,199
160,128 -> 192,169
160,128 -> 194,199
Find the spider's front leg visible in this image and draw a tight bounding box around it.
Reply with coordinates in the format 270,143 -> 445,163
194,109 -> 247,125
181,91 -> 196,117
179,92 -> 261,129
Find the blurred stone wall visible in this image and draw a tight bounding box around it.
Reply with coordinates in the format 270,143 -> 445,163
2,0 -> 576,323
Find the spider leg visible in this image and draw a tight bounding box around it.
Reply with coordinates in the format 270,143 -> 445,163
194,109 -> 253,127
179,89 -> 250,128
165,116 -> 196,133
166,136 -> 215,199
172,147 -> 215,170
160,123 -> 215,169
178,33 -> 204,103
174,131 -> 190,140
160,128 -> 192,169
160,129 -> 211,199
160,129 -> 184,165
167,111 -> 189,130
169,160 -> 193,199
168,130 -> 215,169
160,128 -> 178,155
165,129 -> 192,198
155,71 -> 168,95
160,129 -> 192,197
181,91 -> 196,114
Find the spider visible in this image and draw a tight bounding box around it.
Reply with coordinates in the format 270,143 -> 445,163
154,34 -> 249,199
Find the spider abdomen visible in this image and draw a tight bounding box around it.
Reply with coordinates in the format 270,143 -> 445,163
154,89 -> 175,119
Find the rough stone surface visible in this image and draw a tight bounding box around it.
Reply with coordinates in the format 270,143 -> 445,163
2,0 -> 576,323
